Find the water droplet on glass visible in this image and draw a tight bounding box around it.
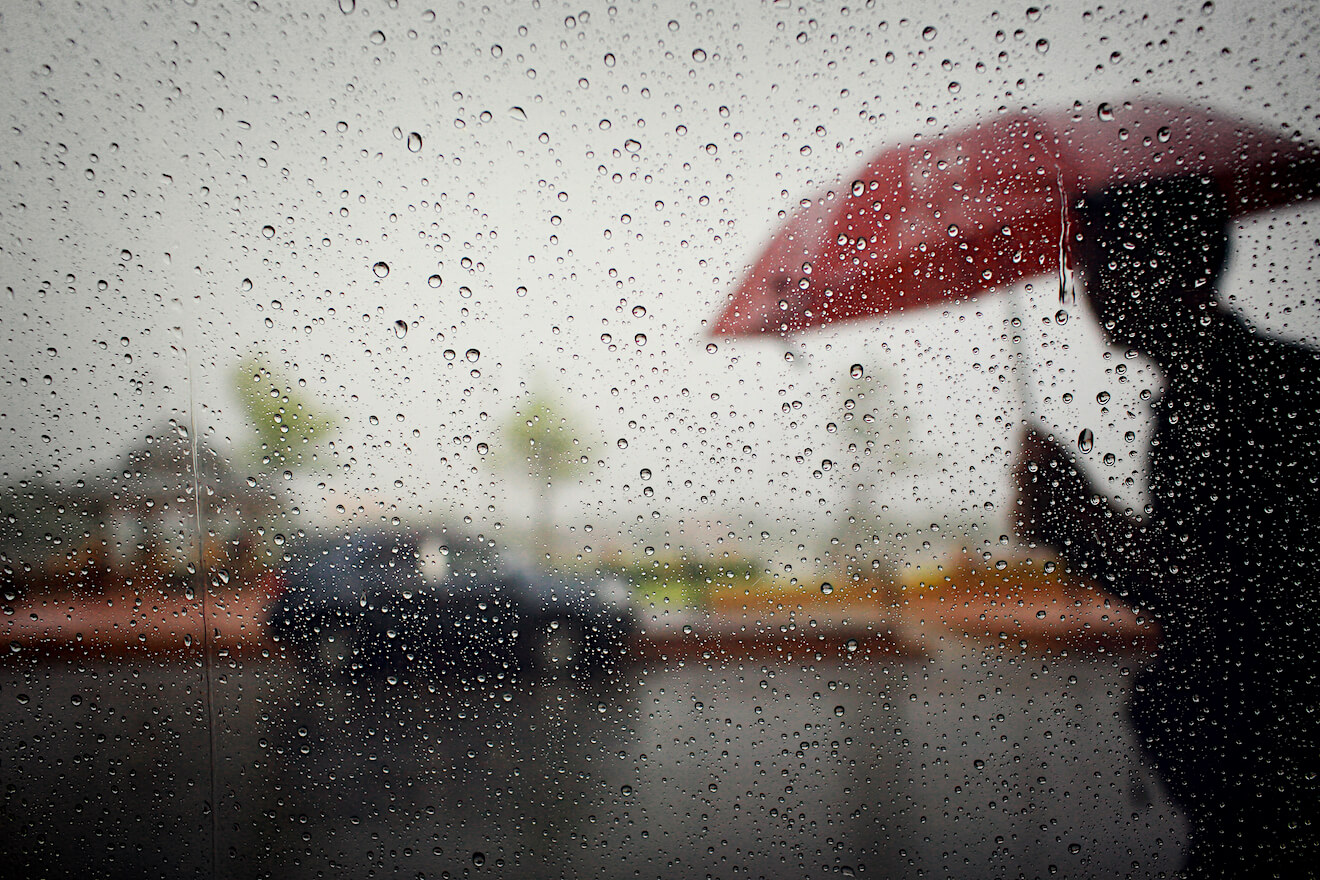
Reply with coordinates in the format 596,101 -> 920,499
692,48 -> 707,62
921,25 -> 937,41
820,582 -> 833,595
1097,103 -> 1115,122
617,438 -> 628,449
706,342 -> 718,354
261,225 -> 275,238
406,132 -> 422,152
833,705 -> 846,716
338,0 -> 354,13
632,305 -> 646,318
472,852 -> 485,867
1102,452 -> 1117,466
369,29 -> 385,45
624,139 -> 641,154
1035,38 -> 1049,53
1096,390 -> 1111,405
845,638 -> 858,653
241,278 -> 253,291
428,274 -> 442,288
849,364 -> 864,379
372,261 -> 390,278
1054,309 -> 1068,325
1078,429 -> 1095,453
393,320 -> 408,338
465,348 -> 480,362
634,333 -> 646,346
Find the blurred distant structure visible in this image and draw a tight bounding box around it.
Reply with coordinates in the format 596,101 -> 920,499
0,421 -> 278,599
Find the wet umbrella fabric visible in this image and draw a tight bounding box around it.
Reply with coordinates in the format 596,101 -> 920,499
711,100 -> 1320,336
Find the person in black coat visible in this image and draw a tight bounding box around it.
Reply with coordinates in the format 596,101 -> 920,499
1015,175 -> 1320,878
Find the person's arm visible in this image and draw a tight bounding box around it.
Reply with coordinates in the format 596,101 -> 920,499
1013,428 -> 1161,610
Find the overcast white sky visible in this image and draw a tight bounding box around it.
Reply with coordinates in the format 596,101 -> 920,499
3,0 -> 1318,566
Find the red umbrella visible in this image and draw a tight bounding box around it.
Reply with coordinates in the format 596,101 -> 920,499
712,100 -> 1320,336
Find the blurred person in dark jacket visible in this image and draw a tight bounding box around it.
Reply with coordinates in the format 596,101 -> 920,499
1016,175 -> 1320,879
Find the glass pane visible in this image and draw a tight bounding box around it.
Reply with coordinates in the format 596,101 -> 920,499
3,2 -> 1316,876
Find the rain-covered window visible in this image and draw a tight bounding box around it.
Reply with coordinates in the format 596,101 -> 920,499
3,2 -> 1318,877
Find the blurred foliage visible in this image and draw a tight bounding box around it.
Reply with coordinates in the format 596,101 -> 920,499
492,384 -> 599,556
232,358 -> 337,472
496,387 -> 593,490
608,556 -> 761,610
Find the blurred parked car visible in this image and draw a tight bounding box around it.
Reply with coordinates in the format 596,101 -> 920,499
269,529 -> 635,677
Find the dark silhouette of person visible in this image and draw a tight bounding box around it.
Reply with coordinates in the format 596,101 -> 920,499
1015,175 -> 1320,878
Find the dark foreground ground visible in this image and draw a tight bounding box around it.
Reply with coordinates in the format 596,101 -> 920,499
0,647 -> 1185,879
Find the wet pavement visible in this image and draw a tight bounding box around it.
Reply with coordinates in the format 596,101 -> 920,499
0,649 -> 1186,879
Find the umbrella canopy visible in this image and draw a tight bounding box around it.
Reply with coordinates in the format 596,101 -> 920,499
712,100 -> 1320,336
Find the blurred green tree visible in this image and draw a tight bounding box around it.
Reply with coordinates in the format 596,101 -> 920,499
494,386 -> 596,559
231,358 -> 337,472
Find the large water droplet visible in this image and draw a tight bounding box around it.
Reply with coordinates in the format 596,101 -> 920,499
406,132 -> 423,152
921,25 -> 937,41
465,348 -> 480,362
1077,429 -> 1095,453
849,364 -> 864,379
427,274 -> 442,288
393,320 -> 408,338
372,261 -> 390,278
1097,102 -> 1115,122
338,0 -> 354,13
